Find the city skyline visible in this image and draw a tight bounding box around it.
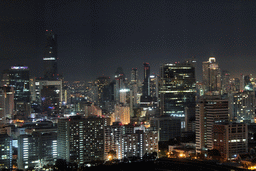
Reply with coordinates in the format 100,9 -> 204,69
0,0 -> 256,81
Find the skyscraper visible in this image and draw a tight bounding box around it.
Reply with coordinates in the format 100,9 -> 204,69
159,60 -> 196,130
95,76 -> 110,107
130,68 -> 139,108
131,68 -> 138,84
142,63 -> 150,97
149,75 -> 159,100
221,70 -> 230,94
195,96 -> 229,151
2,66 -> 30,115
31,80 -> 62,115
0,86 -> 14,123
114,67 -> 126,103
202,57 -> 221,94
8,66 -> 30,103
43,30 -> 58,80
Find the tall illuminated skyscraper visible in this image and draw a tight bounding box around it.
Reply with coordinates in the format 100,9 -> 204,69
2,66 -> 30,114
43,30 -> 58,80
159,60 -> 196,130
202,57 -> 221,94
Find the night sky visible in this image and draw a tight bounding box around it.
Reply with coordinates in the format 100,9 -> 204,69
0,0 -> 256,82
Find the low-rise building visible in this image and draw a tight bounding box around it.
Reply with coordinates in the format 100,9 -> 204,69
213,123 -> 248,160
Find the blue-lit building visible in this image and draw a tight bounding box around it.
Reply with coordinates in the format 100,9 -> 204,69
1,66 -> 30,117
8,66 -> 30,104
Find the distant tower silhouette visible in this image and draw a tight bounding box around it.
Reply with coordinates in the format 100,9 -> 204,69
43,30 -> 58,80
142,63 -> 150,96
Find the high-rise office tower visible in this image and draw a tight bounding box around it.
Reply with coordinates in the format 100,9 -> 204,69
142,63 -> 150,97
149,75 -> 159,100
234,78 -> 240,92
159,60 -> 196,130
221,70 -> 230,94
2,66 -> 30,114
31,80 -> 62,115
8,66 -> 30,103
240,74 -> 244,92
95,76 -> 110,107
195,96 -> 229,151
202,57 -> 221,94
230,78 -> 240,92
130,68 -> 139,109
41,85 -> 60,116
114,67 -> 126,103
131,68 -> 138,84
43,30 -> 58,80
0,86 -> 14,123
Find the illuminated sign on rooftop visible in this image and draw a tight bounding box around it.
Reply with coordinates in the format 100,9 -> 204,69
43,57 -> 56,61
11,66 -> 28,70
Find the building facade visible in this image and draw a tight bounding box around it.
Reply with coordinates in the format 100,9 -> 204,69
213,123 -> 248,159
0,86 -> 14,123
159,60 -> 196,131
0,134 -> 12,170
202,57 -> 221,94
111,104 -> 130,125
57,116 -> 110,165
150,116 -> 181,141
231,91 -> 256,123
195,96 -> 229,151
43,30 -> 58,80
142,63 -> 150,97
2,66 -> 30,113
105,123 -> 158,160
17,132 -> 57,170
